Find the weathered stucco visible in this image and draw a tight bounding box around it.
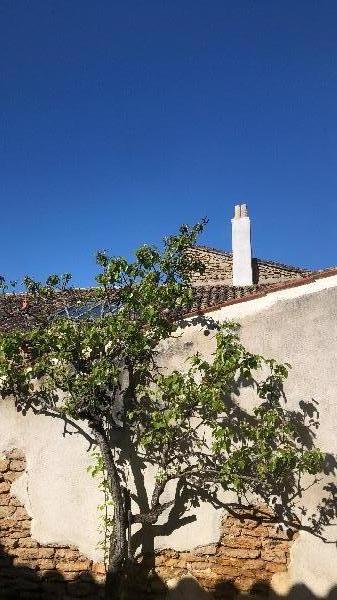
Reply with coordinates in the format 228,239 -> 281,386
0,404 -> 102,561
1,273 -> 337,596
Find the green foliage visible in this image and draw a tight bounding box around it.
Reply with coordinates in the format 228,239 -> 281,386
0,221 -> 207,423
133,322 -> 324,500
0,219 -> 325,567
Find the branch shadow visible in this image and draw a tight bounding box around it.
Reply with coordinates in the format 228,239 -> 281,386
120,384 -> 337,593
166,577 -> 337,600
0,542 -> 105,599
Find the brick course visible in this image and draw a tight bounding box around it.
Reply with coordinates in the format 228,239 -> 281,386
0,449 -> 105,599
0,450 -> 294,599
187,246 -> 310,286
129,508 -> 295,598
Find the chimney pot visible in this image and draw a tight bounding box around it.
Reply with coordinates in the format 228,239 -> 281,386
234,205 -> 241,219
240,203 -> 248,217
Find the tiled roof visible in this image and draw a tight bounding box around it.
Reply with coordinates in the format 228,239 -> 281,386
0,288 -> 100,333
184,267 -> 337,317
0,250 -> 335,332
190,283 -> 271,312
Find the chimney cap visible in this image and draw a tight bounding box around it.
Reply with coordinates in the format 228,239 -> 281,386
233,204 -> 249,219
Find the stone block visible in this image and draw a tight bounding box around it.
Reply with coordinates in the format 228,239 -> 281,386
265,562 -> 286,573
268,526 -> 290,540
235,577 -> 256,591
37,547 -> 55,559
9,497 -> 23,506
192,543 -> 218,556
10,460 -> 26,472
3,471 -> 18,482
0,505 -> 15,518
55,549 -> 80,560
241,524 -> 269,537
0,458 -> 9,472
0,482 -> 11,493
37,559 -> 56,570
13,507 -> 29,520
55,560 -> 91,572
92,562 -> 105,575
18,539 -> 39,548
66,581 -> 98,596
219,547 -> 260,559
14,547 -> 40,559
186,561 -> 209,571
13,558 -> 38,570
261,549 -> 287,564
7,449 -> 25,460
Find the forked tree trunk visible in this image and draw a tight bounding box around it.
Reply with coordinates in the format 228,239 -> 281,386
90,421 -> 127,600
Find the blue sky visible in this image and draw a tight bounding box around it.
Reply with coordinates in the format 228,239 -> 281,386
1,1 -> 337,286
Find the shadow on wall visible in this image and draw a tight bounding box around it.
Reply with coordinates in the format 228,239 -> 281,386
2,547 -> 337,600
0,541 -> 104,599
166,576 -> 337,600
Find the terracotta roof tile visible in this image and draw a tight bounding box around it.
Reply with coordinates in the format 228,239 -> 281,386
0,250 -> 335,332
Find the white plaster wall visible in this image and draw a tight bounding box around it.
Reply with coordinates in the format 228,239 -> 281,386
154,274 -> 337,594
0,403 -> 103,561
1,273 -> 337,594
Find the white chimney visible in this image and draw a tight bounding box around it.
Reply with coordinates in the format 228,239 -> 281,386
231,203 -> 253,286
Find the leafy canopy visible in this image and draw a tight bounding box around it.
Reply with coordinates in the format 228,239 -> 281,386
0,220 -> 324,522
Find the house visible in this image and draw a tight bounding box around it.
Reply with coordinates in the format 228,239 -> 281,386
0,205 -> 337,599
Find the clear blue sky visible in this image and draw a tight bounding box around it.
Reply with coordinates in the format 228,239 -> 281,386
1,1 -> 337,286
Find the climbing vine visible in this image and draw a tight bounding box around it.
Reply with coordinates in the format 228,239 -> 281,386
88,449 -> 115,570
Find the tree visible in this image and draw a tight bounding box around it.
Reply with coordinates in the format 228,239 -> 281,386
0,222 -> 324,599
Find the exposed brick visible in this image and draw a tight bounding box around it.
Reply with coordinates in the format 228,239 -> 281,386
14,548 -> 40,560
37,559 -> 56,570
18,538 -> 39,548
55,548 -> 81,560
0,447 -> 294,599
261,549 -> 287,564
10,496 -> 24,506
37,547 -> 55,559
7,449 -> 25,460
92,562 -> 106,575
56,560 -> 91,572
221,536 -> 261,549
0,481 -> 11,493
219,547 -> 260,559
10,459 -> 26,471
0,458 -> 9,472
192,543 -> 218,556
13,558 -> 38,570
268,526 -> 291,540
3,471 -> 18,482
13,507 -> 30,520
242,524 -> 269,537
0,505 -> 16,518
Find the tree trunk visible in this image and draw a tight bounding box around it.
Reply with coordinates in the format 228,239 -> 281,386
90,421 -> 127,600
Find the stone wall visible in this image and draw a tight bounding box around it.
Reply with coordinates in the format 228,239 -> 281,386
130,508 -> 294,599
187,247 -> 233,285
0,448 -> 294,599
186,246 -> 309,286
0,449 -> 105,599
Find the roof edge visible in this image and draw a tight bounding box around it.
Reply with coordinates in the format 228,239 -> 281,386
192,245 -> 312,274
183,267 -> 337,319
